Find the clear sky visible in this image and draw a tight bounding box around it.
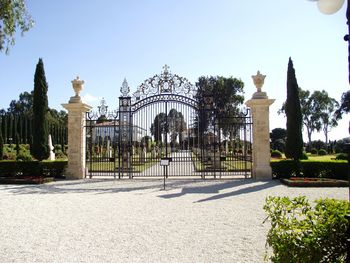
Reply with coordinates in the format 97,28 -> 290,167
1,0 -> 349,141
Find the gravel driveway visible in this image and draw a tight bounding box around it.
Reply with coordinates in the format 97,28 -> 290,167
0,179 -> 347,263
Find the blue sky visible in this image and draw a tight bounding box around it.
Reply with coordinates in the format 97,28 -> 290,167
0,0 -> 349,141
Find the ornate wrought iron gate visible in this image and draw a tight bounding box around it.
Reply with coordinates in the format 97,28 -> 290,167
85,66 -> 252,179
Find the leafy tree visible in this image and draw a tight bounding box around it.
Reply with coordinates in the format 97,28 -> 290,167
150,112 -> 167,143
285,58 -> 303,160
336,90 -> 350,134
167,109 -> 186,145
194,76 -> 245,137
0,0 -> 34,53
310,90 -> 339,145
270,128 -> 286,152
30,58 -> 49,160
7,91 -> 33,115
270,128 -> 286,142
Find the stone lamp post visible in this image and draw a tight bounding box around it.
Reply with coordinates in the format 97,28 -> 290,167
245,71 -> 275,180
62,76 -> 92,179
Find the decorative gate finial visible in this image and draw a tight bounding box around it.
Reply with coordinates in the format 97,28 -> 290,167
163,64 -> 170,75
98,98 -> 108,115
252,71 -> 266,92
121,78 -> 130,97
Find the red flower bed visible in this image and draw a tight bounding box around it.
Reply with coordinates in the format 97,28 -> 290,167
281,177 -> 348,187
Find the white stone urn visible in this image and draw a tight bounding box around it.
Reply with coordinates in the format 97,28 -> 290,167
69,76 -> 84,103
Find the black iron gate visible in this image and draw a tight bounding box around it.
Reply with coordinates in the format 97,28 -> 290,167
85,66 -> 252,179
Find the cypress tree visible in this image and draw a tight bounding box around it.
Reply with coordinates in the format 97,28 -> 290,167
285,57 -> 303,160
8,114 -> 13,145
23,115 -> 27,144
30,58 -> 49,160
15,132 -> 20,157
3,115 -> 7,144
0,128 -> 3,160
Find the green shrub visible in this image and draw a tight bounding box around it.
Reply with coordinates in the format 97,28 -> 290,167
301,151 -> 308,160
336,153 -> 348,160
271,160 -> 296,178
54,150 -> 67,160
16,151 -> 33,162
0,160 -> 67,178
54,144 -> 62,151
0,160 -> 17,177
271,150 -> 282,158
271,160 -> 348,180
264,196 -> 350,263
41,160 -> 67,178
318,148 -> 327,156
310,148 -> 318,155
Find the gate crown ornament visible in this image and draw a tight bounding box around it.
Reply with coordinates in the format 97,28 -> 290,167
137,65 -> 194,99
121,78 -> 130,97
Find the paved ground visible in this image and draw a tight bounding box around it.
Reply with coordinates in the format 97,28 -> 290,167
0,179 -> 347,263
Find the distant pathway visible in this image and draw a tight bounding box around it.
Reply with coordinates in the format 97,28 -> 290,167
139,150 -> 196,177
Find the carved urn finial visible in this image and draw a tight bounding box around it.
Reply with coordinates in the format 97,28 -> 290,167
252,71 -> 266,92
69,76 -> 85,103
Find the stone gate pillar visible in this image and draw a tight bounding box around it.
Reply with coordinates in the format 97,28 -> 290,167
245,71 -> 275,180
62,77 -> 92,179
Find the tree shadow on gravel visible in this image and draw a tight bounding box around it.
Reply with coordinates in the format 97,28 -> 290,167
0,178 -> 275,196
158,179 -> 281,202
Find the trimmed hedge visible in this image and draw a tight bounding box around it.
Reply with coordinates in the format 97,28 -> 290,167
0,160 -> 67,178
271,160 -> 348,180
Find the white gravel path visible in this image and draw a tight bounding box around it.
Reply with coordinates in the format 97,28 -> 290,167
0,179 -> 347,263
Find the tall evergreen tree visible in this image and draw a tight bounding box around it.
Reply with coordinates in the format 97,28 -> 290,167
30,58 -> 49,160
0,128 -> 3,160
285,58 -> 303,160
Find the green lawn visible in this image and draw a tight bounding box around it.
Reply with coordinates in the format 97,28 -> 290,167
191,152 -> 252,172
87,155 -> 159,173
272,154 -> 339,162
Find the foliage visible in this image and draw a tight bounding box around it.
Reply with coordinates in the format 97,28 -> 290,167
150,109 -> 186,145
318,149 -> 327,156
31,58 -> 49,161
0,128 -> 3,160
280,88 -> 339,148
301,151 -> 308,160
285,58 -> 303,160
167,109 -> 186,145
271,159 -> 348,180
7,91 -> 33,115
336,153 -> 348,160
16,150 -> 33,161
0,160 -> 67,178
194,76 -> 245,137
0,0 -> 34,53
264,196 -> 349,263
310,148 -> 318,155
334,137 -> 350,153
150,112 -> 167,143
271,150 -> 282,158
270,128 -> 286,152
310,90 -> 339,144
336,90 -> 350,118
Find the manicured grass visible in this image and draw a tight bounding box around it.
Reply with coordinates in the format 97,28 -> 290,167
271,154 -> 339,162
191,152 -> 252,172
307,154 -> 338,161
87,157 -> 159,172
